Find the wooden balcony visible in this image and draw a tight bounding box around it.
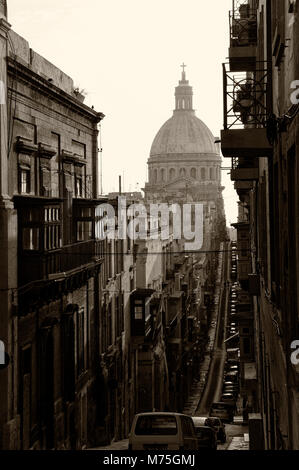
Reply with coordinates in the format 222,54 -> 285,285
229,45 -> 257,72
231,167 -> 259,181
234,180 -> 254,191
19,240 -> 103,286
221,128 -> 272,158
237,260 -> 251,281
229,2 -> 257,71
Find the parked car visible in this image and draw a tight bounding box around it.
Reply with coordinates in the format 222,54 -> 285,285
226,348 -> 240,360
210,402 -> 234,423
225,371 -> 239,383
193,425 -> 217,450
192,417 -> 226,444
205,417 -> 226,443
221,393 -> 236,404
223,380 -> 239,390
128,412 -> 198,450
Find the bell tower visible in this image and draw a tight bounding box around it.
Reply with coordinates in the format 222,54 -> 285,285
174,63 -> 194,112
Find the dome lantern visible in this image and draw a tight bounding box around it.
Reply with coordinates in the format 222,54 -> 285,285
175,63 -> 194,112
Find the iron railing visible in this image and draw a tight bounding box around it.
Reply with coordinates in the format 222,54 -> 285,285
230,0 -> 257,47
223,62 -> 270,130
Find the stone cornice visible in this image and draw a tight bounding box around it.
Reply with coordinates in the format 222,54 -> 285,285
7,56 -> 105,124
0,18 -> 11,36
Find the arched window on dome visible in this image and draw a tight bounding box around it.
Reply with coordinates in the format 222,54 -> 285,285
153,169 -> 158,184
201,168 -> 206,181
160,168 -> 166,182
209,168 -> 213,180
169,168 -> 176,181
180,168 -> 186,178
190,168 -> 197,179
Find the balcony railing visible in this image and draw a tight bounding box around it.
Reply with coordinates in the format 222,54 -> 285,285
19,240 -> 104,286
221,62 -> 272,158
229,1 -> 258,71
231,156 -> 259,180
223,63 -> 269,129
230,1 -> 257,47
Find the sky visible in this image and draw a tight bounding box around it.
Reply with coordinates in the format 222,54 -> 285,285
7,0 -> 238,225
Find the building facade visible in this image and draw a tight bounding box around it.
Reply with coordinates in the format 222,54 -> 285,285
0,6 -> 115,448
222,0 -> 299,450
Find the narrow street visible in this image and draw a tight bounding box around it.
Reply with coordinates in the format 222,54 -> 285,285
91,244 -> 249,451
196,242 -> 249,450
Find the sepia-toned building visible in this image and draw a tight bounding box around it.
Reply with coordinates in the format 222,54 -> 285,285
222,0 -> 299,450
0,6 -> 112,448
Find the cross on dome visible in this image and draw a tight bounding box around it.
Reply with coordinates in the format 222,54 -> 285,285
181,62 -> 187,81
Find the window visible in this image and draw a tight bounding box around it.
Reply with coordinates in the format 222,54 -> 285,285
201,168 -> 206,180
75,205 -> 94,242
20,168 -> 30,194
169,168 -> 176,180
23,227 -> 40,250
76,307 -> 85,376
40,166 -> 51,196
44,206 -> 61,250
77,221 -> 92,241
190,168 -> 197,179
134,299 -> 143,320
135,415 -> 177,436
75,175 -> 83,198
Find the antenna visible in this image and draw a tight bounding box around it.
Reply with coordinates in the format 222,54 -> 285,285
99,124 -> 103,195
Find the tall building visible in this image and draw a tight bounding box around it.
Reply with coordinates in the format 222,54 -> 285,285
221,0 -> 299,450
0,7 -> 111,449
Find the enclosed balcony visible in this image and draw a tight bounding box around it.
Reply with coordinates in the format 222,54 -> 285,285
15,195 -> 105,287
130,288 -> 155,340
231,157 -> 259,181
19,240 -> 104,286
221,63 -> 273,158
229,0 -> 257,72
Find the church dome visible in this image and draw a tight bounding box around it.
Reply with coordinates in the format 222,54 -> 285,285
150,67 -> 218,158
150,112 -> 217,156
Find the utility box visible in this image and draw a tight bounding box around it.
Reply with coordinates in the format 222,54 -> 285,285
248,413 -> 264,450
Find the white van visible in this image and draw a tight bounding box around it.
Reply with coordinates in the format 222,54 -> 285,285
128,412 -> 198,450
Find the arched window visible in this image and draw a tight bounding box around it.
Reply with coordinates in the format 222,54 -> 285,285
190,168 -> 197,179
169,168 -> 176,180
201,168 -> 206,180
180,168 -> 186,178
161,169 -> 165,182
209,168 -> 213,180
153,169 -> 157,183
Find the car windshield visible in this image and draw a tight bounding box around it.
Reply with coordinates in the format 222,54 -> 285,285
135,415 -> 178,435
